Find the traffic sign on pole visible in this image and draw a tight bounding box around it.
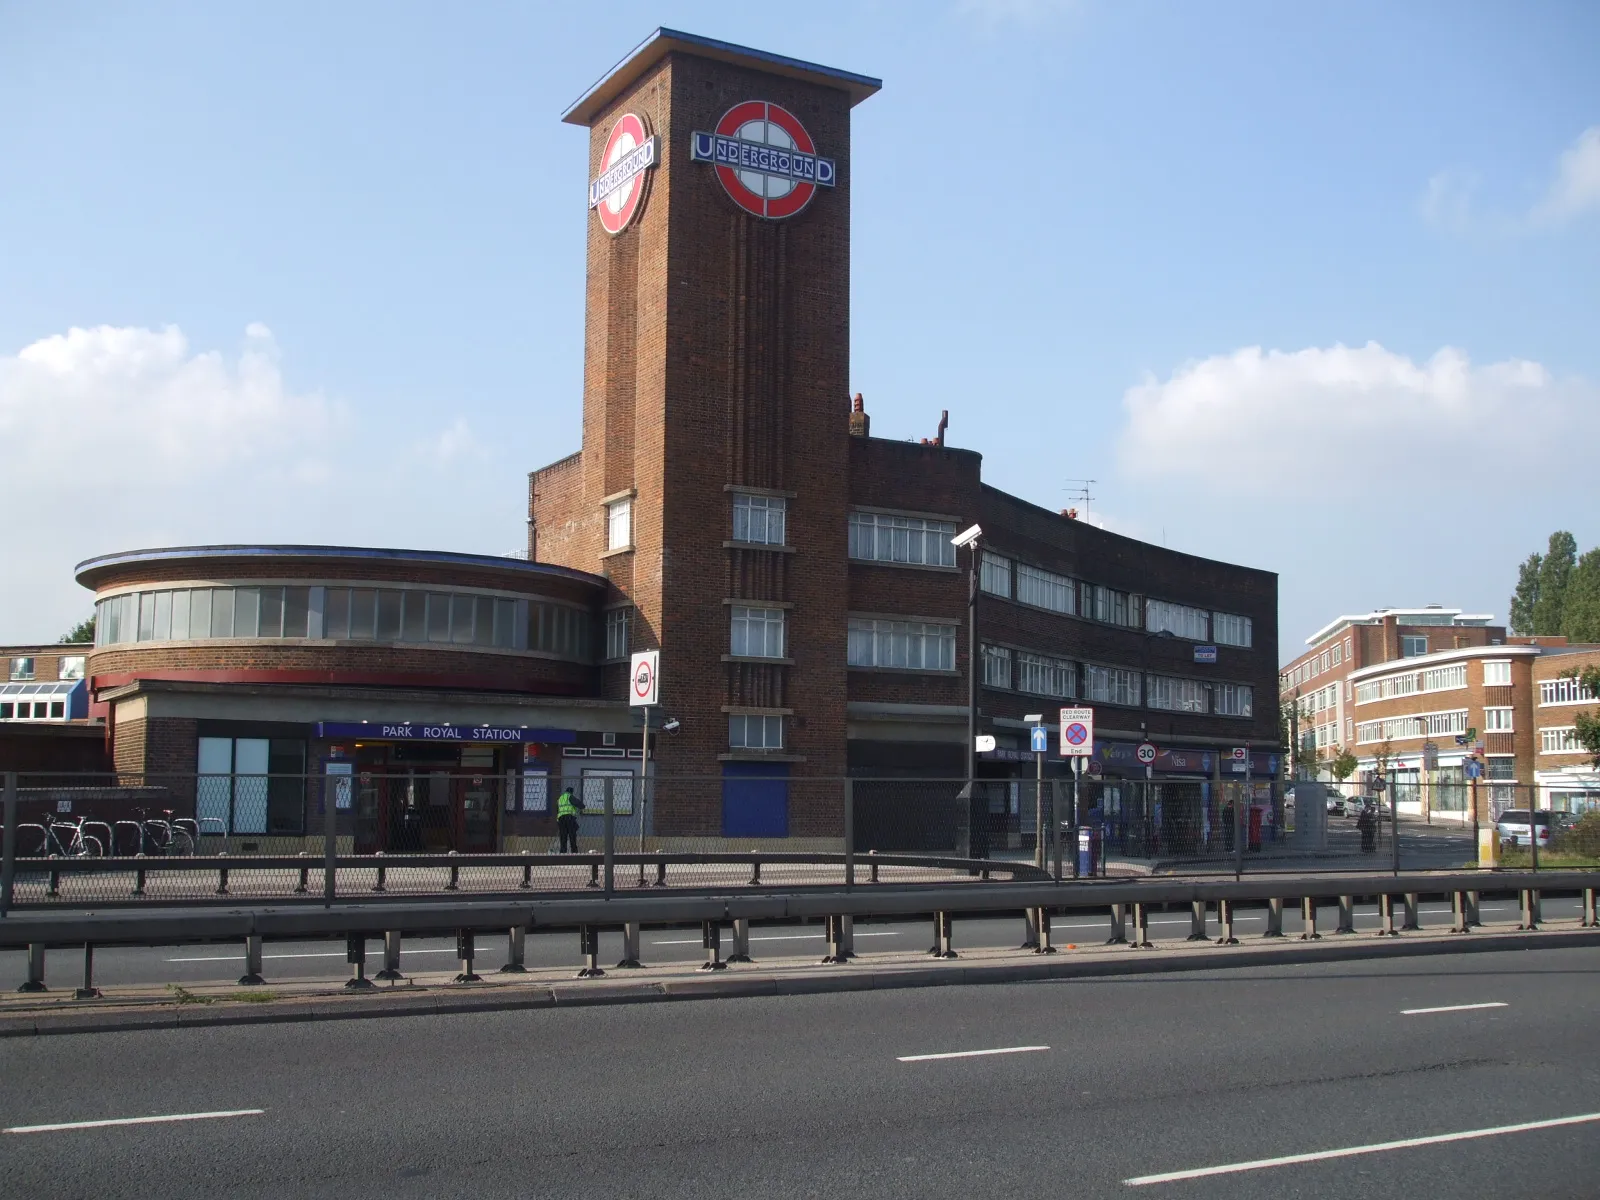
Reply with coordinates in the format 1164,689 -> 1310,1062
1059,707 -> 1094,757
629,651 -> 659,707
1030,725 -> 1049,754
1136,741 -> 1157,765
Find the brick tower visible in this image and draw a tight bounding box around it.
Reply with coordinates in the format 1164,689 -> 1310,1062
530,30 -> 880,828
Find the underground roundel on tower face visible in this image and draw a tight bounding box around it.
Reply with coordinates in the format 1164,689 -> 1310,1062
690,101 -> 836,219
589,112 -> 657,235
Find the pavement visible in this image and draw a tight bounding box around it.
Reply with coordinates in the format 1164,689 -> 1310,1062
0,942 -> 1596,1198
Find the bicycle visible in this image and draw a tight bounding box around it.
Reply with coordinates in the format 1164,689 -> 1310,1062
44,818 -> 104,858
139,809 -> 195,857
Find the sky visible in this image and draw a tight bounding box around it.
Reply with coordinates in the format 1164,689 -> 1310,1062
2,0 -> 1597,659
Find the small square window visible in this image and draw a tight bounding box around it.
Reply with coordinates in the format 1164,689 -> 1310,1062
9,657 -> 35,681
729,713 -> 783,749
49,701 -> 65,719
607,499 -> 632,551
1401,635 -> 1428,658
732,493 -> 786,546
58,656 -> 86,681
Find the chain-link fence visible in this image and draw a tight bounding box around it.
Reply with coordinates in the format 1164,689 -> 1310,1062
4,771 -> 1596,909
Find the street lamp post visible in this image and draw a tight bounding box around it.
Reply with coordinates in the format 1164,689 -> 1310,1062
952,524 -> 983,860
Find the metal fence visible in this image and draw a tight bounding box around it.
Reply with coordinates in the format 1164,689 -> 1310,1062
3,772 -> 1597,912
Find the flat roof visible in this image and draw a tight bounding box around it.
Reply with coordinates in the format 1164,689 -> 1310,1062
1302,607 -> 1496,648
74,545 -> 609,591
562,27 -> 881,125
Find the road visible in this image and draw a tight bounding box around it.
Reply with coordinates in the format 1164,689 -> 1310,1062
0,894 -> 1585,989
1,944 -> 1596,1198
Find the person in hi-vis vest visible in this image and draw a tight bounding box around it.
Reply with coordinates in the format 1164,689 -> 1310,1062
556,785 -> 581,853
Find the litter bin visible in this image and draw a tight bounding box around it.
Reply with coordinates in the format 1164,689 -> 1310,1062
1077,826 -> 1101,877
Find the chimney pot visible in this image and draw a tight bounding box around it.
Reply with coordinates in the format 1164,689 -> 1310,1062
848,392 -> 870,437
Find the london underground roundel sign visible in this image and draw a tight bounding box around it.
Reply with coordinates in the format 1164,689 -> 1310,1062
589,112 -> 657,235
690,101 -> 836,220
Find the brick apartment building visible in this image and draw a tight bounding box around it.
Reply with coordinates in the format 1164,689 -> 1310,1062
0,641 -> 101,772
529,29 -> 1280,840
1532,646 -> 1600,810
6,30 -> 1281,849
1281,607 -> 1600,817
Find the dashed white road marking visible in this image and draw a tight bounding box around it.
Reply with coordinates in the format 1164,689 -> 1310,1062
898,1045 -> 1050,1063
6,1110 -> 265,1135
1402,1002 -> 1508,1016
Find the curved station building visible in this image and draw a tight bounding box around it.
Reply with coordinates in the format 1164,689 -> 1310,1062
11,30 -> 1281,855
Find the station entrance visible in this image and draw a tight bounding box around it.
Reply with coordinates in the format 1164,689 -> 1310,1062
349,741 -> 514,853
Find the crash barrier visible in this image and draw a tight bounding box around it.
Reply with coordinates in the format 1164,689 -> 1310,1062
2,869 -> 1595,994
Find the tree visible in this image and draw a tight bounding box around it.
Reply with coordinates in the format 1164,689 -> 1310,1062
59,616 -> 95,644
1569,666 -> 1600,771
1560,548 -> 1600,644
1509,552 -> 1542,635
1532,531 -> 1577,636
1328,745 -> 1359,785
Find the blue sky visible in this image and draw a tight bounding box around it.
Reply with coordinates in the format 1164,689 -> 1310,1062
2,0 -> 1597,656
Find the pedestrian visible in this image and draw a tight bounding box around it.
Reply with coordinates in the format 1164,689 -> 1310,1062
1221,800 -> 1236,852
556,784 -> 581,853
1357,801 -> 1377,854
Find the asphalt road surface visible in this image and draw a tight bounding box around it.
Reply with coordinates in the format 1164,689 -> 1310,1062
2,944 -> 1597,1199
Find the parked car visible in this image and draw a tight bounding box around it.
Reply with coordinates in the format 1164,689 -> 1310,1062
1325,794 -> 1346,817
1495,810 -> 1554,847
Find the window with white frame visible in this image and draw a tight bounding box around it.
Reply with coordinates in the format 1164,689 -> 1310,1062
1016,563 -> 1075,615
1344,635 -> 1353,660
1483,707 -> 1514,732
1345,716 -> 1353,741
1146,675 -> 1208,713
1425,710 -> 1469,736
1018,651 -> 1075,699
1146,600 -> 1209,641
606,498 -> 632,551
1084,584 -> 1139,628
1215,682 -> 1253,717
1213,612 -> 1252,648
1331,641 -> 1342,666
847,511 -> 956,568
1401,635 -> 1428,657
729,606 -> 786,658
1541,727 -> 1581,753
1355,672 -> 1422,704
1539,676 -> 1595,705
1321,651 -> 1331,672
1421,663 -> 1467,692
728,713 -> 783,750
979,552 -> 1012,598
604,608 -> 630,660
1082,664 -> 1141,706
1483,660 -> 1512,686
9,657 -> 35,681
846,618 -> 956,671
981,644 -> 1012,688
57,656 -> 86,680
732,493 -> 786,546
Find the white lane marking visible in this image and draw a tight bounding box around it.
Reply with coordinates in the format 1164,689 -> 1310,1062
898,1045 -> 1050,1063
5,1109 -> 265,1135
1122,1111 -> 1600,1187
1402,1002 -> 1508,1016
649,932 -> 902,946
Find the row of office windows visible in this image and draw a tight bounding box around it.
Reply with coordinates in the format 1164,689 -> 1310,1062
608,493 -> 792,555
1541,727 -> 1583,753
980,643 -> 1253,716
9,656 -> 85,681
1283,635 -> 1354,689
1351,660 -> 1512,706
1541,677 -> 1596,706
94,586 -> 594,661
1355,710 -> 1469,743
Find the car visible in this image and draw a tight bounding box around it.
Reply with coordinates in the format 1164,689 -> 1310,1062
1495,810 -> 1554,847
1325,794 -> 1346,817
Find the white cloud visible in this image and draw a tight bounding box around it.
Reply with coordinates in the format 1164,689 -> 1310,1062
0,324 -> 521,641
1530,125 -> 1600,227
1423,125 -> 1600,233
1112,342 -> 1600,658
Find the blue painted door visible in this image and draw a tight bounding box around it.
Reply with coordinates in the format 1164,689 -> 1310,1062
721,763 -> 790,837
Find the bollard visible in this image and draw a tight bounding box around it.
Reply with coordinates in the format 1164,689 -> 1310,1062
1584,887 -> 1598,929
345,934 -> 375,990
1452,891 -> 1472,934
930,911 -> 956,959
1518,889 -> 1541,931
216,866 -> 230,896
373,856 -> 387,893
1020,908 -> 1041,950
1377,894 -> 1399,936
520,856 -> 533,890
446,857 -> 461,892
748,860 -> 762,888
700,921 -> 726,971
616,921 -> 642,969
1215,899 -> 1238,945
1130,903 -> 1152,949
577,926 -> 604,977
1034,908 -> 1057,955
1336,895 -> 1356,935
1262,897 -> 1285,938
1186,900 -> 1208,942
728,918 -> 752,964
75,942 -> 100,1000
1300,897 -> 1320,941
240,934 -> 265,985
1105,903 -> 1128,946
1402,893 -> 1422,932
498,926 -> 528,973
587,855 -> 600,890
822,915 -> 850,964
375,931 -> 403,980
455,929 -> 481,982
18,943 -> 46,993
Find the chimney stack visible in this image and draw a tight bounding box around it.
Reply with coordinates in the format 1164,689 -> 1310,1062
848,392 -> 869,438
935,410 -> 948,447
